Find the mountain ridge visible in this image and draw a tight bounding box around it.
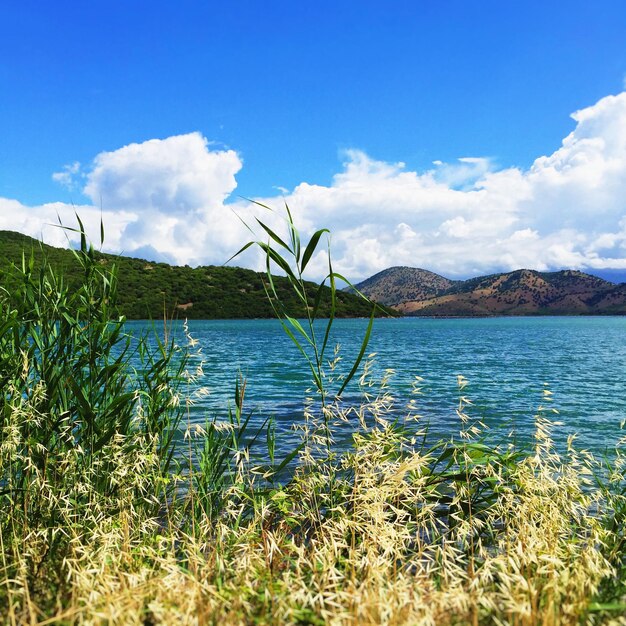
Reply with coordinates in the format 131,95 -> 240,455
353,266 -> 626,316
0,230 -> 396,319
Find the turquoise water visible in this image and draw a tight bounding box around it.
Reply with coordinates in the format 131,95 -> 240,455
127,316 -> 626,455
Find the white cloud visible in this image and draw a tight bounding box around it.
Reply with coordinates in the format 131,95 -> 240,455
81,133 -> 245,265
2,133 -> 247,266
433,156 -> 494,189
52,161 -> 82,190
84,133 -> 240,214
3,92 -> 626,281
0,197 -> 133,250
246,91 -> 626,279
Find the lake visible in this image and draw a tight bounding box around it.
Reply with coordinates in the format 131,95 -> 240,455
126,316 -> 626,457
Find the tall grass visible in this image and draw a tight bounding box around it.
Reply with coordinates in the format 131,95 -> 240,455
0,213 -> 625,625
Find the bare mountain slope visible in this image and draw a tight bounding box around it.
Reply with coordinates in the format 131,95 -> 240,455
397,269 -> 626,316
353,266 -> 458,307
354,265 -> 626,316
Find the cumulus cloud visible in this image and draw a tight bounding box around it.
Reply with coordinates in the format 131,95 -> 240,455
245,91 -> 626,279
2,133 -> 247,266
0,197 -> 133,251
3,92 -> 626,281
432,156 -> 494,189
81,133 -> 245,265
84,134 -> 240,214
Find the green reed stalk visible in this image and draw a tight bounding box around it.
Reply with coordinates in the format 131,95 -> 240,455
1,211 -> 625,624
0,218 -> 187,593
229,201 -> 376,455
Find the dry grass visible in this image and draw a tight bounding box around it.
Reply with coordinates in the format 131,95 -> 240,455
2,374 -> 625,625
2,216 -> 625,625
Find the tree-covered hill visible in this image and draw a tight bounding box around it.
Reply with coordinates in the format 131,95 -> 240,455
0,231 -> 395,319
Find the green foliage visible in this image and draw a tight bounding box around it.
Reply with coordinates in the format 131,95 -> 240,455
233,203 -> 377,398
0,220 -> 186,575
187,376 -> 277,524
229,201 -> 379,462
0,229 -> 396,320
0,216 -> 624,625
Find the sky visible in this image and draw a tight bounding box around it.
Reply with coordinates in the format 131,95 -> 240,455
2,1 -> 626,281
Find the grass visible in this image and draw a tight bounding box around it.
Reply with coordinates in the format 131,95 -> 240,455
0,212 -> 625,625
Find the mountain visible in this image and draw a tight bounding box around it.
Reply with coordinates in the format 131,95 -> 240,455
0,230 -> 395,319
354,266 -> 626,316
585,268 -> 626,284
352,266 -> 459,306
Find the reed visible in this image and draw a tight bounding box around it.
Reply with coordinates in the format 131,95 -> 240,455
0,213 -> 624,625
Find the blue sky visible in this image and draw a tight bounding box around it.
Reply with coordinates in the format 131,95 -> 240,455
2,1 -> 626,280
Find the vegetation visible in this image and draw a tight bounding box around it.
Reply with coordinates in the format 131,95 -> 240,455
351,265 -> 459,307
0,230 -> 395,320
1,214 -> 625,625
354,265 -> 626,316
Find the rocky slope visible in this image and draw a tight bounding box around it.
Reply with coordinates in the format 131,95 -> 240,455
354,266 -> 626,316
352,266 -> 459,306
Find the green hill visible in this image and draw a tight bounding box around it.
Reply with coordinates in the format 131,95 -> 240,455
0,230 -> 394,319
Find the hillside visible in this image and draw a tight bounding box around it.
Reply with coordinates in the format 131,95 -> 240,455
351,266 -> 458,306
0,231 -> 395,319
355,266 -> 626,316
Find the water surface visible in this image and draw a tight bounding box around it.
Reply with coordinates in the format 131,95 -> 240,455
127,317 -> 626,456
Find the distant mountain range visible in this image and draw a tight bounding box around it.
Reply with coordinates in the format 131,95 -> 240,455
4,229 -> 626,318
0,230 -> 395,319
353,266 -> 626,316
